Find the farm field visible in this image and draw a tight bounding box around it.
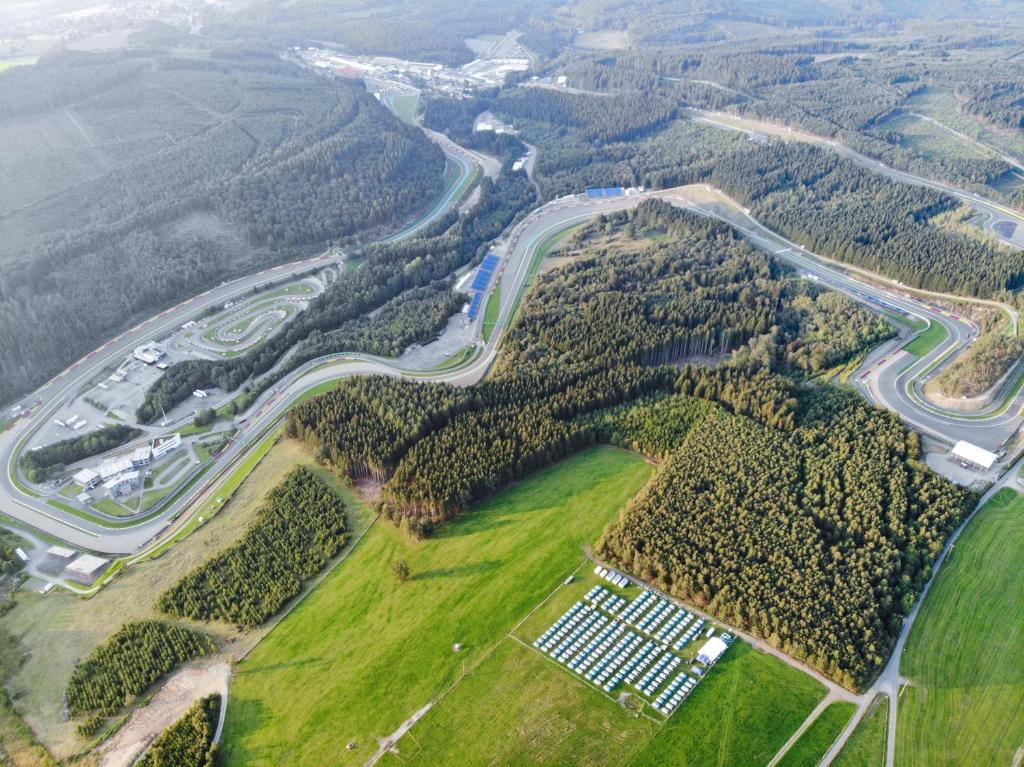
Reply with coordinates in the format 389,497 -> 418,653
776,701 -> 856,767
834,696 -> 888,767
221,448 -> 655,766
0,439 -> 368,759
896,488 -> 1024,766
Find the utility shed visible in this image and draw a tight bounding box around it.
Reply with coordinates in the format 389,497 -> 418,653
951,440 -> 998,471
697,636 -> 728,666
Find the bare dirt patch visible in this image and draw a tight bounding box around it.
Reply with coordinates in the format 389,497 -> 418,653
97,660 -> 230,767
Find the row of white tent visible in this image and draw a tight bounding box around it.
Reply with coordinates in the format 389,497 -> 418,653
594,565 -> 629,588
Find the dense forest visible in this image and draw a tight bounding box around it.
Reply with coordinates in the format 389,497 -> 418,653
158,467 -> 348,628
0,49 -> 446,404
19,425 -> 141,483
65,621 -> 216,717
290,204 -> 888,533
596,386 -> 971,689
703,142 -> 1024,297
137,694 -> 220,767
136,163 -> 536,423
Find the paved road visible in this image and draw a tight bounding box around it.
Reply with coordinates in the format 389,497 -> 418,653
6,96 -> 1023,558
5,181 -> 1020,554
687,108 -> 1024,249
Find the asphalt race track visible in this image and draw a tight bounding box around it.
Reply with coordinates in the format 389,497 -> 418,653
4,117 -> 1024,556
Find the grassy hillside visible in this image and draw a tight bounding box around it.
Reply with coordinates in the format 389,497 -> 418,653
896,488 -> 1024,765
222,448 -> 655,765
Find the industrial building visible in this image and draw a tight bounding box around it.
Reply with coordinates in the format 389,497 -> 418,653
104,470 -> 140,498
98,456 -> 134,482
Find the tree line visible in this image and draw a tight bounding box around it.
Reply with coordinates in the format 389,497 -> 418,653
65,621 -> 216,718
157,466 -> 349,628
137,694 -> 221,767
20,424 -> 141,483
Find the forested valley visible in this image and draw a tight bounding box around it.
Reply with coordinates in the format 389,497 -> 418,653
0,49 -> 446,404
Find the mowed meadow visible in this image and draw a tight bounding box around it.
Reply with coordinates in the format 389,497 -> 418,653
896,488 -> 1024,766
222,446 -> 830,766
221,448 -> 654,765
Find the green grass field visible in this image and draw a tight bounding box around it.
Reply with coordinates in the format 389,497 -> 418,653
896,488 -> 1024,766
901,321 -> 948,357
222,448 -> 655,766
0,439 -> 363,759
482,284 -> 501,342
834,697 -> 888,767
777,701 -> 856,767
385,603 -> 825,767
389,93 -> 420,125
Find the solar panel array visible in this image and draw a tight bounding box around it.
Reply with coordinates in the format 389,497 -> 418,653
533,582 -> 730,716
585,187 -> 625,199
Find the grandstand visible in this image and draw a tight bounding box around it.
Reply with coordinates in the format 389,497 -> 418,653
585,187 -> 625,200
466,253 -> 501,322
532,582 -> 732,717
467,292 -> 485,321
471,253 -> 501,291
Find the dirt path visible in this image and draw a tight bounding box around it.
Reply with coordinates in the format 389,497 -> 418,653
363,702 -> 434,767
96,660 -> 231,767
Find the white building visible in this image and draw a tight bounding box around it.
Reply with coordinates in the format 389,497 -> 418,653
104,470 -> 140,498
951,440 -> 998,471
46,545 -> 76,559
98,456 -> 134,481
133,343 -> 164,365
697,636 -> 728,665
193,389 -> 208,399
73,467 -> 101,490
65,554 -> 109,582
152,433 -> 182,460
131,446 -> 152,467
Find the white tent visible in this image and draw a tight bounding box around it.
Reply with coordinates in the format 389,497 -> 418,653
951,440 -> 998,470
697,636 -> 728,665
